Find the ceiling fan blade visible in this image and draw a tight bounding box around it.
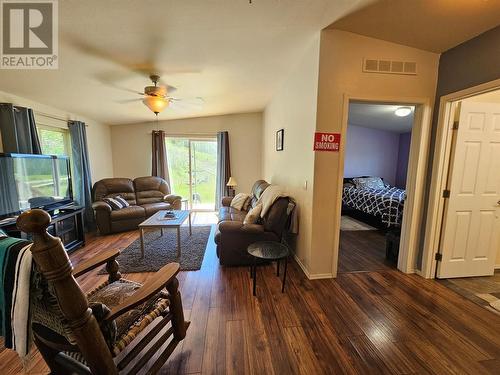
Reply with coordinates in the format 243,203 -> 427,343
169,97 -> 204,111
115,98 -> 143,104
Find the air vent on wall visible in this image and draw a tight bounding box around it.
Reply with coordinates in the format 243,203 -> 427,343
363,58 -> 417,75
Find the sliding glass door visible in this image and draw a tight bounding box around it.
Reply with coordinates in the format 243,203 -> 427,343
166,137 -> 217,211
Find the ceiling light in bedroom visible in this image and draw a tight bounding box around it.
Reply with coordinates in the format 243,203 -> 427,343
394,107 -> 412,117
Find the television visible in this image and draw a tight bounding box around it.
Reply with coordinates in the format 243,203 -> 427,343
0,153 -> 73,219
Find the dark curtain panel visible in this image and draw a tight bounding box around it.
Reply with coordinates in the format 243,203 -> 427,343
0,157 -> 19,216
0,103 -> 41,154
216,131 -> 231,208
151,130 -> 171,185
68,121 -> 95,231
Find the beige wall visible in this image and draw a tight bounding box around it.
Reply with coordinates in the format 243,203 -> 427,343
110,112 -> 263,194
262,34 -> 321,276
0,90 -> 113,182
309,30 -> 440,277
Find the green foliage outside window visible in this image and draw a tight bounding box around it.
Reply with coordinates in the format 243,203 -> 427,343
38,127 -> 68,156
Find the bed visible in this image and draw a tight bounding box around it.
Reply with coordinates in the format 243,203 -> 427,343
342,177 -> 406,227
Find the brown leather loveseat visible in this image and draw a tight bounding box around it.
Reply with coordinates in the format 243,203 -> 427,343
214,180 -> 291,266
92,176 -> 182,234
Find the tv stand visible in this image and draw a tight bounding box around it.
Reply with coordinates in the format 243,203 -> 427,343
0,206 -> 85,253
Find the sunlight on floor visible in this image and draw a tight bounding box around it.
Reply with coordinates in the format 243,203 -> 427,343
190,211 -> 218,225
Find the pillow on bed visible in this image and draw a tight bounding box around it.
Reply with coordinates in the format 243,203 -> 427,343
352,177 -> 385,190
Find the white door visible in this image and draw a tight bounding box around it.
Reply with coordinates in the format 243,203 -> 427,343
437,101 -> 500,278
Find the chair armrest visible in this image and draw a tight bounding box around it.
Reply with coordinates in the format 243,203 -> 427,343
92,201 -> 112,212
221,196 -> 233,207
164,194 -> 182,204
219,221 -> 264,234
105,262 -> 180,322
73,248 -> 120,277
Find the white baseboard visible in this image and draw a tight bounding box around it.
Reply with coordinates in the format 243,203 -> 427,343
494,264 -> 500,270
293,254 -> 334,280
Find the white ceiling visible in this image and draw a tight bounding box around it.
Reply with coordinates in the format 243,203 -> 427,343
348,103 -> 414,133
0,0 -> 371,125
329,0 -> 500,53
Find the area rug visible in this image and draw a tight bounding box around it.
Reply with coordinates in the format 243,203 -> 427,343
340,215 -> 377,231
99,226 -> 212,273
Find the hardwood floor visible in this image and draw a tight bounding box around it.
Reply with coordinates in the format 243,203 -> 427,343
339,229 -> 394,273
439,270 -> 500,314
2,212 -> 500,374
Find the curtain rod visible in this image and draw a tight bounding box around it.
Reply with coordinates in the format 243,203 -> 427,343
34,111 -> 68,122
148,132 -> 217,137
34,111 -> 88,127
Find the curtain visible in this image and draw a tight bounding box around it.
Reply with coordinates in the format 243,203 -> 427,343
151,130 -> 171,185
215,131 -> 231,208
68,121 -> 95,231
0,103 -> 41,154
0,157 -> 19,216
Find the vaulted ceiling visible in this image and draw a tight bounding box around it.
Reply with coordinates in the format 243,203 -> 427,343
329,0 -> 500,53
0,0 -> 370,125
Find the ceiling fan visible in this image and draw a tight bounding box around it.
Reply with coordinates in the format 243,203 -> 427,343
63,34 -> 204,115
123,74 -> 203,115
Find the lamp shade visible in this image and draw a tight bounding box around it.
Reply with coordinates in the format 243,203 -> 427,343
143,96 -> 169,114
226,177 -> 238,187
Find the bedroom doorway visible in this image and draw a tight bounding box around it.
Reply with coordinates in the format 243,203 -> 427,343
338,101 -> 415,273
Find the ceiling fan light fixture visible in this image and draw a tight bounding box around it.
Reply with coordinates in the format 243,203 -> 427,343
143,96 -> 169,114
394,106 -> 412,117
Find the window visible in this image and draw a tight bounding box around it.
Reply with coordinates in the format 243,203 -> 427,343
38,126 -> 70,156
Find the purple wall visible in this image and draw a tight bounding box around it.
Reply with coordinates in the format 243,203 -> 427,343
344,125 -> 411,188
395,132 -> 411,188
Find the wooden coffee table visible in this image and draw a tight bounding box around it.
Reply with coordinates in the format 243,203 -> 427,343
138,210 -> 192,258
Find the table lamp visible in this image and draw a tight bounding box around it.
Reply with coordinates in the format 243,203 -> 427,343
226,177 -> 237,197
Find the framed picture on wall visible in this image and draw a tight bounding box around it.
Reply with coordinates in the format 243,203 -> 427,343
276,129 -> 284,151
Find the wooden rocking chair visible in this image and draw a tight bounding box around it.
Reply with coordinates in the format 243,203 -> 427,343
16,209 -> 190,374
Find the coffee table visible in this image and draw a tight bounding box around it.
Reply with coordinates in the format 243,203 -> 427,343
138,210 -> 192,258
247,241 -> 290,296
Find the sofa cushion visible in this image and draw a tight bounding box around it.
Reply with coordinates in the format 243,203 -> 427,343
134,176 -> 170,205
218,206 -> 247,222
251,180 -> 270,200
141,202 -> 171,216
110,205 -> 146,221
93,178 -> 137,205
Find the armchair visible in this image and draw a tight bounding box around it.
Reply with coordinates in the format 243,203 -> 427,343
16,209 -> 189,375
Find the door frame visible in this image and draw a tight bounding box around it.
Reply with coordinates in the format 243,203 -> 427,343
333,94 -> 433,275
420,78 -> 500,279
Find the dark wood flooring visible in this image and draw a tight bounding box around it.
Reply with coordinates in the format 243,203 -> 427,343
2,213 -> 500,374
439,270 -> 500,313
339,229 -> 394,273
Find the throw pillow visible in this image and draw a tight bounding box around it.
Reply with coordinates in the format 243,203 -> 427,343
114,196 -> 130,208
230,193 -> 249,211
243,204 -> 262,225
352,177 -> 385,190
104,197 -> 125,210
242,195 -> 253,211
